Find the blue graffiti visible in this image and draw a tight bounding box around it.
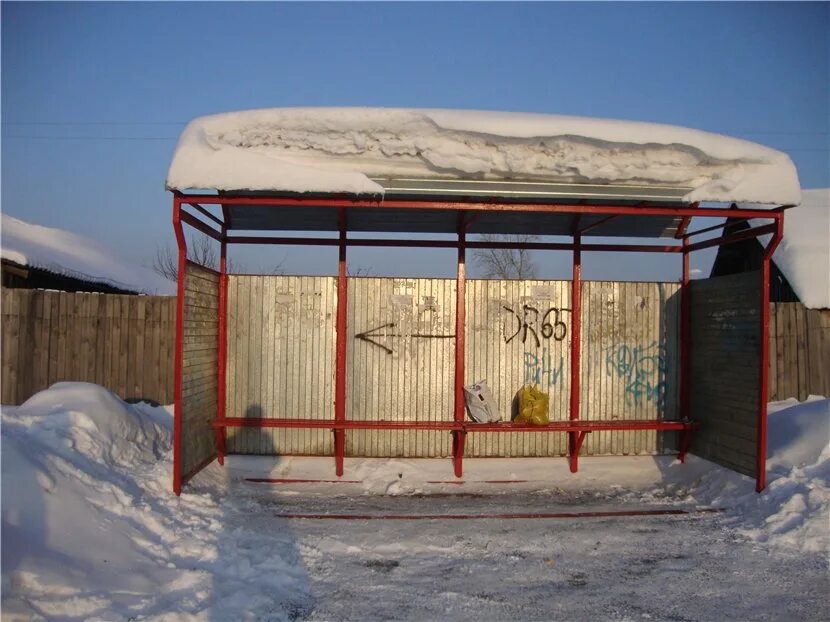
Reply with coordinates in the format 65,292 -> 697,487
524,348 -> 564,387
604,341 -> 667,407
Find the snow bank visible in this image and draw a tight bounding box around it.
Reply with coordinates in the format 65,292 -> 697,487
166,107 -> 800,205
753,188 -> 830,309
671,396 -> 830,553
1,213 -> 174,295
1,383 -> 309,619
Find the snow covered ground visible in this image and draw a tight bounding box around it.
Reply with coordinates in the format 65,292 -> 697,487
2,383 -> 828,620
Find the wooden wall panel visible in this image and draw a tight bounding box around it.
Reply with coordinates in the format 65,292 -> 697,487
689,272 -> 761,476
1,287 -> 175,406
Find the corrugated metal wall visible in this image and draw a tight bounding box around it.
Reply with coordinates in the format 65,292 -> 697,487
225,276 -> 681,457
226,275 -> 337,455
465,279 -> 572,456
579,281 -> 680,456
347,278 -> 456,457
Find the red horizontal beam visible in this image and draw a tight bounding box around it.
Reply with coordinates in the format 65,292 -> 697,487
188,203 -> 224,227
246,478 -> 362,484
223,235 -> 683,253
180,210 -> 222,241
176,193 -> 783,220
212,418 -> 697,432
685,223 -> 777,253
273,508 -> 724,521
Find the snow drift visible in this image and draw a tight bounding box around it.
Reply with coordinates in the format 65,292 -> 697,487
1,213 -> 174,295
671,396 -> 830,553
166,107 -> 800,205
0,383 -> 309,619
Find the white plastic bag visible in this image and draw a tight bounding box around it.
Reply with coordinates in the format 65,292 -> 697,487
463,380 -> 501,423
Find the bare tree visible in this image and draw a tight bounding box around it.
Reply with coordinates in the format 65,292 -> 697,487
348,265 -> 375,277
152,234 -> 219,281
473,234 -> 539,279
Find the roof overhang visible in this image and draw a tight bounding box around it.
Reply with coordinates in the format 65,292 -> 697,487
218,179 -> 693,238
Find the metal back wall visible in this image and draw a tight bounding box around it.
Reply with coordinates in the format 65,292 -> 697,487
225,276 -> 680,457
465,280 -> 680,457
225,275 -> 337,455
346,278 -> 457,457
689,272 -> 761,476
580,281 -> 681,456
465,279 -> 572,456
181,262 -> 219,478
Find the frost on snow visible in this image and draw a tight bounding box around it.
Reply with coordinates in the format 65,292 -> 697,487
1,213 -> 174,295
166,107 -> 801,206
753,188 -> 830,309
2,383 -> 827,619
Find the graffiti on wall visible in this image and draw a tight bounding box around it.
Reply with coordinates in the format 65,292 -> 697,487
604,341 -> 667,407
523,348 -> 564,387
502,305 -> 570,347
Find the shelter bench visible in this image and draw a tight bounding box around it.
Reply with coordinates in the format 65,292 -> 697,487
212,418 -> 699,478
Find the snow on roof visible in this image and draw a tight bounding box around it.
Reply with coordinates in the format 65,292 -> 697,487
1,213 -> 175,295
754,188 -> 830,309
166,107 -> 800,205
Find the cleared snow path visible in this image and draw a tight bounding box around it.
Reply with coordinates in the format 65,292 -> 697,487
189,470 -> 828,622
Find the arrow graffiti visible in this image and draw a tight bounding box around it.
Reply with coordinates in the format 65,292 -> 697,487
355,322 -> 455,354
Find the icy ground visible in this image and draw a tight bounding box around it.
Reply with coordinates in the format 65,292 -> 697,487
2,383 -> 828,621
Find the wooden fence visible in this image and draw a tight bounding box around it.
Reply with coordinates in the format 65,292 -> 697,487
768,303 -> 830,402
1,288 -> 175,405
1,289 -> 827,407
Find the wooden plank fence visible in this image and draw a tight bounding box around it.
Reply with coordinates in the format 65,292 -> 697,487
1,289 -> 827,407
768,303 -> 830,401
1,288 -> 176,405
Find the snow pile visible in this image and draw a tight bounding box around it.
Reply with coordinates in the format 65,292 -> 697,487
1,213 -> 174,295
753,188 -> 830,309
676,396 -> 830,553
1,382 -> 309,620
166,107 -> 800,205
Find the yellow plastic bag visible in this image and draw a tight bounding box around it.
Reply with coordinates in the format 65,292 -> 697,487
515,385 -> 550,426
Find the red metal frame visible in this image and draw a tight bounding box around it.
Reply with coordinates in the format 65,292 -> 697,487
172,196 -> 186,496
176,192 -> 780,220
452,214 -> 468,477
679,237 -> 691,423
757,222 -> 784,491
568,234 -> 582,472
171,192 -> 784,494
215,225 -> 228,466
334,208 -> 349,476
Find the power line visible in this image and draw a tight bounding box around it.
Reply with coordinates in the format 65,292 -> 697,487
2,121 -> 188,126
4,135 -> 178,141
1,121 -> 827,134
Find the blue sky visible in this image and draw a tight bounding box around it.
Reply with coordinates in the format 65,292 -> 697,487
2,2 -> 827,281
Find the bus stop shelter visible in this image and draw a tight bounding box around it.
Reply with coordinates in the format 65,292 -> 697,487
166,108 -> 796,495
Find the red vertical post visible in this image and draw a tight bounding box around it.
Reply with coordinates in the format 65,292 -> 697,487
568,234 -> 582,472
680,236 -> 691,412
453,214 -> 467,477
215,225 -> 228,466
172,195 -> 187,495
757,216 -> 784,492
677,237 -> 692,461
334,208 -> 348,476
